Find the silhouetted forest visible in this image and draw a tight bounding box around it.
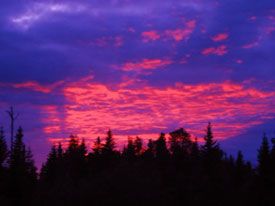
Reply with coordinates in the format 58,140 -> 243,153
0,122 -> 275,206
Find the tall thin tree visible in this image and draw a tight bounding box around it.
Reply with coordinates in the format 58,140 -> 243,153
6,107 -> 19,151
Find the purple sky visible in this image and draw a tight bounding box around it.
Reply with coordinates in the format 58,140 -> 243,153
0,0 -> 274,167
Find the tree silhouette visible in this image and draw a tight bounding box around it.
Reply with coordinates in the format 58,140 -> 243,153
123,137 -> 135,160
40,144 -> 58,183
155,133 -> 170,160
93,137 -> 102,156
1,119 -> 275,206
102,130 -> 117,159
169,128 -> 192,156
103,130 -> 115,151
143,139 -> 155,159
8,126 -> 36,206
0,127 -> 8,169
202,122 -> 223,163
257,133 -> 271,177
134,136 -> 143,156
6,107 -> 19,151
191,137 -> 200,159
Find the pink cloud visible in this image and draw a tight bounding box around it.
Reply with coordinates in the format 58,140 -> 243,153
128,27 -> 136,33
122,59 -> 173,72
236,59 -> 243,64
142,31 -> 160,42
142,20 -> 196,42
42,79 -> 275,146
202,45 -> 228,56
12,81 -> 64,93
212,33 -> 229,41
89,36 -> 123,47
165,20 -> 196,41
243,42 -> 259,49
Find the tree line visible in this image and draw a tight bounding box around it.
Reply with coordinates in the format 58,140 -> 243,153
0,122 -> 275,206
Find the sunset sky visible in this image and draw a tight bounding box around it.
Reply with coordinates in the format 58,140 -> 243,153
0,0 -> 274,167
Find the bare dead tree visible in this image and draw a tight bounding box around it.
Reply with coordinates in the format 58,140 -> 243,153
6,106 -> 19,151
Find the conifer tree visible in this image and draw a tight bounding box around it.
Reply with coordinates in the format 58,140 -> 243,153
155,133 -> 169,159
202,122 -> 223,160
203,122 -> 217,152
143,139 -> 155,159
93,137 -> 102,156
57,142 -> 63,160
257,133 -> 271,177
8,126 -> 36,205
123,137 -> 135,160
134,136 -> 143,156
102,130 -> 116,156
40,145 -> 58,182
191,137 -> 199,159
235,151 -> 246,185
0,127 -> 8,169
79,138 -> 87,157
67,134 -> 79,154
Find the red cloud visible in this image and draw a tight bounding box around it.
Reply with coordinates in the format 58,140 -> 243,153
142,20 -> 196,42
12,81 -> 64,93
243,42 -> 259,49
122,59 -> 173,72
142,31 -> 160,42
212,33 -> 229,41
236,59 -> 243,64
43,80 -> 275,146
89,36 -> 123,47
165,20 -> 196,41
202,45 -> 227,56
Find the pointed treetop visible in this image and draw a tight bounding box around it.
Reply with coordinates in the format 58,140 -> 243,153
203,122 -> 218,151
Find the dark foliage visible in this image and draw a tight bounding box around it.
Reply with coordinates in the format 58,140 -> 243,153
0,123 -> 275,206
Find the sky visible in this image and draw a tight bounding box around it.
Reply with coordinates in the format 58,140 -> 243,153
0,0 -> 274,167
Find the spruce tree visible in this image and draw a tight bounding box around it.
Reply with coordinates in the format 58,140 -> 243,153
8,126 -> 36,205
40,145 -> 58,183
134,136 -> 143,156
93,137 -> 102,156
0,127 -> 8,169
124,137 -> 135,160
102,130 -> 116,157
257,133 -> 271,177
155,133 -> 169,159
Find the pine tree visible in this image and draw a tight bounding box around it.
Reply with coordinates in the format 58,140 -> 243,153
68,134 -> 79,154
0,127 -> 8,169
8,126 -> 36,205
143,139 -> 155,159
57,142 -> 63,160
202,122 -> 223,160
40,145 -> 58,182
191,137 -> 199,159
203,122 -> 217,152
79,138 -> 87,157
102,130 -> 116,156
155,133 -> 169,159
123,137 -> 135,160
134,136 -> 143,156
235,151 -> 246,186
93,137 -> 102,156
201,122 -> 223,175
257,133 -> 271,177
